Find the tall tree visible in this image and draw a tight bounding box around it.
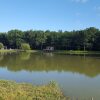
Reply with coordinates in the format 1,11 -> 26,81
8,30 -> 24,49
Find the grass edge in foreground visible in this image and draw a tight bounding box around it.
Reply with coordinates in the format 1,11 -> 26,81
0,80 -> 67,100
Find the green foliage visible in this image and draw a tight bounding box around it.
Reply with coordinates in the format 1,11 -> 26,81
0,33 -> 8,47
8,30 -> 24,49
0,43 -> 4,49
20,43 -> 31,50
93,32 -> 100,50
0,27 -> 100,51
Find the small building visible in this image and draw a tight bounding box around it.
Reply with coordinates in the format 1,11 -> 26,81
43,46 -> 54,52
1,48 -> 4,50
0,46 -> 7,50
4,46 -> 7,49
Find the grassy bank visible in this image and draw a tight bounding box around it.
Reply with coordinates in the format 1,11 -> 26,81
0,49 -> 40,53
1,49 -> 100,55
0,49 -> 17,53
54,50 -> 100,55
22,50 -> 40,53
0,80 -> 67,100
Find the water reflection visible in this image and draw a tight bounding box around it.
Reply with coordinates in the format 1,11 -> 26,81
0,52 -> 100,100
0,52 -> 100,77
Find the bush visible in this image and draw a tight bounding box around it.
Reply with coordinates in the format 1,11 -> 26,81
20,43 -> 31,50
0,43 -> 4,49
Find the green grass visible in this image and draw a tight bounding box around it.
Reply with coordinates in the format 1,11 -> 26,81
0,80 -> 67,100
0,49 -> 40,54
2,49 -> 100,55
54,50 -> 100,55
0,49 -> 17,53
23,50 -> 41,53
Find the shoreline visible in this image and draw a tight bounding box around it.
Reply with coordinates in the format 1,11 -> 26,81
0,49 -> 100,55
54,50 -> 100,55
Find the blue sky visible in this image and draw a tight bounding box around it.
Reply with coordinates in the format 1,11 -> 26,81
0,0 -> 100,32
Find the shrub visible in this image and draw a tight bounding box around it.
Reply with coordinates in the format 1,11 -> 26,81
20,43 -> 31,50
0,43 -> 4,49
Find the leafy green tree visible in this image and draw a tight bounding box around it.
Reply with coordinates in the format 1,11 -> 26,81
20,43 -> 31,50
8,30 -> 24,49
83,27 -> 99,50
0,33 -> 8,48
0,43 -> 4,49
93,32 -> 100,51
23,30 -> 36,49
35,31 -> 47,49
45,31 -> 61,49
0,27 -> 99,51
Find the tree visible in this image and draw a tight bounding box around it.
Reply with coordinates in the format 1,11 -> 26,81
35,31 -> 47,50
20,43 -> 31,50
23,30 -> 36,49
0,33 -> 8,48
93,32 -> 100,51
0,27 -> 99,51
45,31 -> 61,50
8,29 -> 24,49
0,43 -> 4,49
83,27 -> 99,51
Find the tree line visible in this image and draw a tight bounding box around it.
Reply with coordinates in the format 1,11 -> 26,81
0,27 -> 100,51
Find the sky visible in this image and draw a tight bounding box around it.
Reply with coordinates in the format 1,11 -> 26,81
0,0 -> 100,32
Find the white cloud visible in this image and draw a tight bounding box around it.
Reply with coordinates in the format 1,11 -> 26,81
72,0 -> 89,3
94,6 -> 100,11
98,13 -> 100,16
94,6 -> 100,17
76,12 -> 81,16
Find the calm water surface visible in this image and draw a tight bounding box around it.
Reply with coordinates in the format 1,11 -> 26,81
0,52 -> 100,100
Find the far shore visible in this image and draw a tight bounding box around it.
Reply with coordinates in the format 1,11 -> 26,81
0,49 -> 100,55
54,50 -> 100,55
0,49 -> 17,53
0,49 -> 38,53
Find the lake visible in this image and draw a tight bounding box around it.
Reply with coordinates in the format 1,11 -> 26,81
0,52 -> 100,100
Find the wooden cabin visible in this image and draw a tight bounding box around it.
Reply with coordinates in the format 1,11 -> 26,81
43,46 -> 54,52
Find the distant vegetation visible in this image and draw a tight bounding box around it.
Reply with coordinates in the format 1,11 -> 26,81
0,80 -> 66,100
0,43 -> 4,49
20,43 -> 31,50
0,52 -> 100,77
0,27 -> 100,51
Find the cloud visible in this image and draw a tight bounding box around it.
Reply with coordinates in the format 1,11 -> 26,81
72,0 -> 89,3
94,6 -> 100,11
76,12 -> 81,16
94,6 -> 100,16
